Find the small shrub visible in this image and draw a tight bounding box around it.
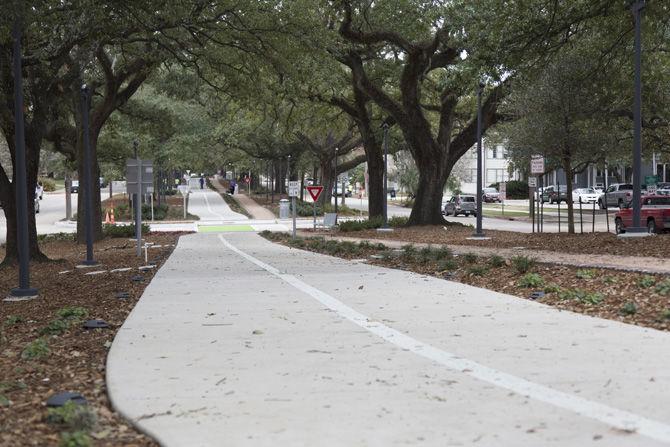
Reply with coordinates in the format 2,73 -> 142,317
488,255 -> 505,268
604,276 -> 618,285
638,275 -> 656,288
47,401 -> 97,432
620,302 -> 638,316
388,216 -> 409,228
437,259 -> 458,271
430,246 -> 453,261
40,319 -> 70,336
461,252 -> 478,264
511,256 -> 535,274
38,233 -> 76,243
338,217 -> 383,232
544,283 -> 561,294
655,279 -> 670,296
59,431 -> 92,447
558,288 -> 604,305
21,338 -> 50,360
518,273 -> 545,288
660,309 -> 670,320
39,177 -> 57,192
400,245 -> 417,262
3,315 -> 23,326
576,269 -> 596,280
103,223 -> 150,238
56,307 -> 88,321
467,265 -> 488,276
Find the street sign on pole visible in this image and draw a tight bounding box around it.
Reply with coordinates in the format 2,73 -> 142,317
288,181 -> 300,197
530,155 -> 545,175
528,177 -> 538,188
306,185 -> 324,230
498,182 -> 507,201
178,185 -> 189,219
306,185 -> 324,202
288,181 -> 299,238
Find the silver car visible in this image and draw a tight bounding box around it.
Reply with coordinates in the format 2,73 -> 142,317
443,195 -> 477,217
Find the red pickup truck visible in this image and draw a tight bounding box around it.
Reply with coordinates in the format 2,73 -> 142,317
615,195 -> 670,234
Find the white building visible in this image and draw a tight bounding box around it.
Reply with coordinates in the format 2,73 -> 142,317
457,142 -> 519,194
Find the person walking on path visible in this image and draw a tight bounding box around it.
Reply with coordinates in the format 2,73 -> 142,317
199,176 -> 205,189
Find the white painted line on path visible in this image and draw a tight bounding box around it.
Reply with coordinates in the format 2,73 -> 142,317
218,234 -> 670,445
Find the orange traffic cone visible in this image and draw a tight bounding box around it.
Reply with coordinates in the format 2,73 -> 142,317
105,211 -> 111,224
110,208 -> 115,224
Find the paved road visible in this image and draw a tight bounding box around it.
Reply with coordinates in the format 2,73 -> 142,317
188,187 -> 248,222
108,232 -> 670,446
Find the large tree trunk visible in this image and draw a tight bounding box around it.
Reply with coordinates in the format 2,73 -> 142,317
319,159 -> 335,208
365,148 -> 384,219
1,140 -> 48,264
408,156 -> 450,225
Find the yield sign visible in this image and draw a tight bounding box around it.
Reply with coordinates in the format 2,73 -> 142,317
306,185 -> 324,202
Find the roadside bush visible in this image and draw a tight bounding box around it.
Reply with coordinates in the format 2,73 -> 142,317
400,244 -> 417,262
511,256 -> 535,274
638,275 -> 656,288
620,302 -> 638,316
660,309 -> 670,320
47,401 -> 97,432
437,259 -> 458,271
39,177 -> 57,192
558,288 -> 604,305
292,199 -> 322,217
461,252 -> 478,264
655,279 -> 670,296
544,283 -> 561,294
467,265 -> 488,276
488,255 -> 505,268
40,319 -> 69,336
38,233 -> 76,243
518,273 -> 544,288
338,217 -> 384,232
59,431 -> 92,447
575,269 -> 596,280
141,203 -> 168,220
21,338 -> 50,360
103,223 -> 150,238
388,216 -> 409,228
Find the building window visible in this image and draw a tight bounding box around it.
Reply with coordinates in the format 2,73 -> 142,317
486,169 -> 509,184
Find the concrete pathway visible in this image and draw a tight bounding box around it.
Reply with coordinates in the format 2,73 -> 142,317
108,232 -> 670,446
209,179 -> 276,220
188,188 -> 248,222
310,233 -> 670,275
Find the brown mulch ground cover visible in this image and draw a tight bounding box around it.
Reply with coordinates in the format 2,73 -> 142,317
263,232 -> 670,333
335,224 -> 670,258
0,232 -> 184,446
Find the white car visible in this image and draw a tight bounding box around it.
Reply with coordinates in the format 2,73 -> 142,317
572,187 -> 600,204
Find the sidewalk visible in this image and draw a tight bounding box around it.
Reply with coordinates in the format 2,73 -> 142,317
108,232 -> 670,446
308,232 -> 670,275
209,178 -> 276,220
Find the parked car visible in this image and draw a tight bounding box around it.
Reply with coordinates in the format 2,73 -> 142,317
99,177 -> 108,188
542,185 -> 568,204
599,183 -> 633,209
572,187 -> 600,204
482,187 -> 501,203
70,180 -> 79,193
333,186 -> 352,197
443,194 -> 477,217
615,195 -> 670,234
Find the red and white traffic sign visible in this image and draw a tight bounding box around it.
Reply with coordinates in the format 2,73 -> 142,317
306,185 -> 324,202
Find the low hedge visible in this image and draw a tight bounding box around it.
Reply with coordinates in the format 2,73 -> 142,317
103,223 -> 150,238
488,180 -> 529,199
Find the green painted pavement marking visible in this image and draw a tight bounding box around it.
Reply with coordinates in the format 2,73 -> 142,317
198,225 -> 255,233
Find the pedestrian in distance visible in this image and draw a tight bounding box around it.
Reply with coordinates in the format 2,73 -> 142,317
200,176 -> 205,189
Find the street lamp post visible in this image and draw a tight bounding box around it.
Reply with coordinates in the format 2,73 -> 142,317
7,12 -> 38,300
382,122 -> 390,228
473,82 -> 486,238
334,147 -> 338,221
80,85 -> 97,266
628,0 -> 647,234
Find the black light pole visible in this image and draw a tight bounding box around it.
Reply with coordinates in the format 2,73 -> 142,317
8,11 -> 38,300
473,82 -> 486,238
629,0 -> 646,234
80,85 -> 97,265
334,147 -> 338,219
382,122 -> 390,228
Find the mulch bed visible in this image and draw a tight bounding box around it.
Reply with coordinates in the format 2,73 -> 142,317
335,225 -> 670,258
0,232 -> 184,446
263,232 -> 670,333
